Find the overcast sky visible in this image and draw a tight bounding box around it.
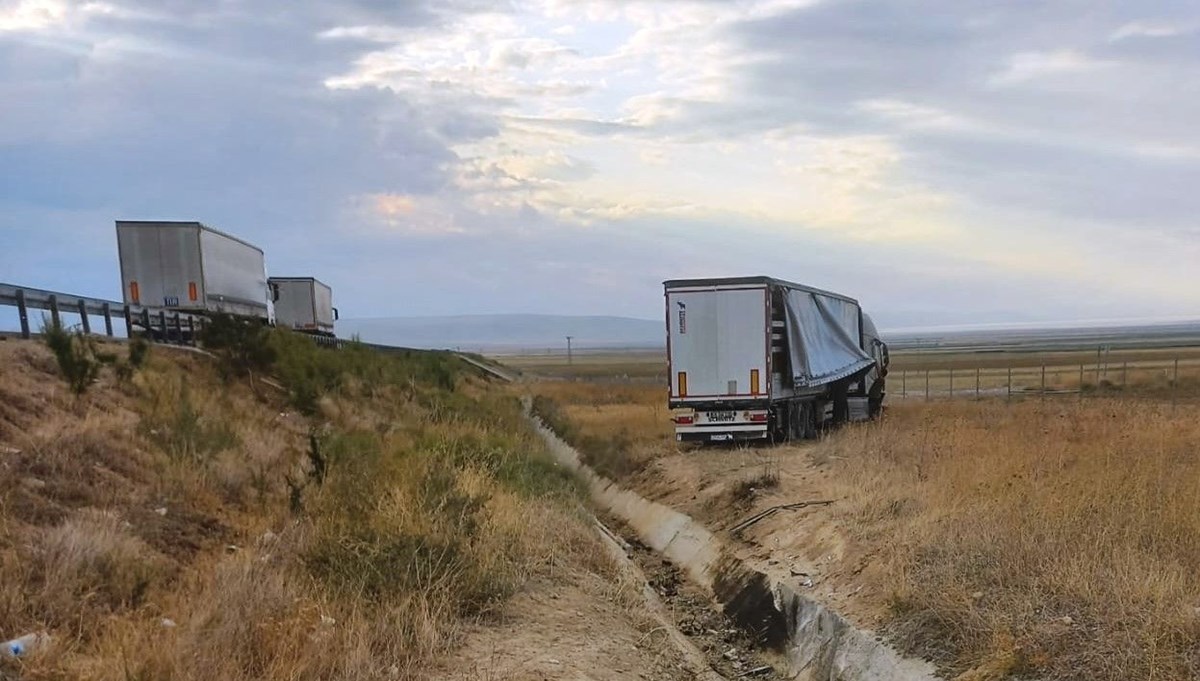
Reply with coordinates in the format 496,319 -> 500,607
2,0 -> 1198,329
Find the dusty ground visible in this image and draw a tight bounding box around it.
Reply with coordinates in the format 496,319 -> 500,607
431,569 -> 695,681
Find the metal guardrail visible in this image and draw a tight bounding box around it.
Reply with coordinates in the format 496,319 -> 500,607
1,282 -> 208,344
0,283 -> 517,383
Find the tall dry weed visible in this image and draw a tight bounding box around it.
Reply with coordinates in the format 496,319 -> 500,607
822,399 -> 1200,680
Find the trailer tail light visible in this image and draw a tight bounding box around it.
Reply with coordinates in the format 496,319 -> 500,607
673,415 -> 694,425
751,369 -> 760,395
129,281 -> 140,304
188,282 -> 198,302
677,372 -> 688,397
749,412 -> 769,423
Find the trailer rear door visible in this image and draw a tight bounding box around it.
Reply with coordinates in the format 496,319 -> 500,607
667,285 -> 768,402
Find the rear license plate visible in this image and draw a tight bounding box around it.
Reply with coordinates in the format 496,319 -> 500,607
705,411 -> 736,423
709,433 -> 733,442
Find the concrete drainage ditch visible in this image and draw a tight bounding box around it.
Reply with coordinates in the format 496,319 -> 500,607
528,407 -> 942,681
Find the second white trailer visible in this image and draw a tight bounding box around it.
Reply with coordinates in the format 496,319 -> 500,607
269,277 -> 337,336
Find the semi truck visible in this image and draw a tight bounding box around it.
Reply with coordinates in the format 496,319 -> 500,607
665,276 -> 889,443
116,221 -> 272,322
269,277 -> 338,336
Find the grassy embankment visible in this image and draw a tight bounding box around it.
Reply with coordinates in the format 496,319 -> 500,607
525,362 -> 1200,681
0,319 -> 603,680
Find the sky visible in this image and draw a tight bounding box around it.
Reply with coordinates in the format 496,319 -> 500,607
1,0 -> 1198,329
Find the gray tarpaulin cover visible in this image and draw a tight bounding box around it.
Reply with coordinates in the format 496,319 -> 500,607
784,289 -> 875,387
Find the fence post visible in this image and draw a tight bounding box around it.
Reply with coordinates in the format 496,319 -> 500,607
141,308 -> 151,334
158,310 -> 166,341
901,369 -> 907,398
1079,363 -> 1084,401
48,295 -> 60,329
925,370 -> 930,401
187,316 -> 195,345
172,312 -> 182,344
77,299 -> 91,334
1041,365 -> 1046,401
16,289 -> 30,339
949,369 -> 954,398
975,367 -> 980,399
1173,358 -> 1179,410
102,303 -> 114,336
1122,362 -> 1128,389
1007,367 -> 1012,401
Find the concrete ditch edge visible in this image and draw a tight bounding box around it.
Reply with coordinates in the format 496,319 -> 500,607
528,408 -> 942,681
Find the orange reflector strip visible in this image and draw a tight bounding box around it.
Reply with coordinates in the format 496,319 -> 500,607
130,281 -> 140,303
188,282 -> 198,302
751,369 -> 760,395
677,372 -> 688,397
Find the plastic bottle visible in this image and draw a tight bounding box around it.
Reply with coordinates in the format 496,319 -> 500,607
2,632 -> 50,657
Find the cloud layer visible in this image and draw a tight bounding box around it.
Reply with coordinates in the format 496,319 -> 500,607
2,0 -> 1198,328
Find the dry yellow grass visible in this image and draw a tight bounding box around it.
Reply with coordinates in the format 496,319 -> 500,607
528,372 -> 1200,680
0,338 -> 608,680
821,400 -> 1200,680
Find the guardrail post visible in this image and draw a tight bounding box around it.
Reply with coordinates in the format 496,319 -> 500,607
102,303 -> 114,336
141,308 -> 151,337
186,316 -> 195,345
158,310 -> 167,343
77,299 -> 91,334
16,289 -> 30,339
172,313 -> 182,344
124,306 -> 134,337
48,295 -> 60,329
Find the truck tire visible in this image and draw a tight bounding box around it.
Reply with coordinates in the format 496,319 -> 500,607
799,402 -> 817,440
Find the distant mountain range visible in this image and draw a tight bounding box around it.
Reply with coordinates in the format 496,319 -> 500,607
338,314 -> 664,351
338,313 -> 1200,353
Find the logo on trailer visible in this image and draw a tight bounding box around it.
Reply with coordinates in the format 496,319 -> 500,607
677,301 -> 687,334
164,296 -> 180,307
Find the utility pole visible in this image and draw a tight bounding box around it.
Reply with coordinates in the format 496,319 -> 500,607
566,336 -> 574,366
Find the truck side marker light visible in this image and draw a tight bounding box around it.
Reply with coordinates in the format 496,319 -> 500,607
188,282 -> 198,302
751,369 -> 760,395
678,372 -> 688,397
130,282 -> 140,304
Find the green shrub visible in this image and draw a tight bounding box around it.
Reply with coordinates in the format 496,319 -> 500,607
141,383 -> 238,461
128,335 -> 151,368
42,319 -> 101,395
199,313 -> 276,380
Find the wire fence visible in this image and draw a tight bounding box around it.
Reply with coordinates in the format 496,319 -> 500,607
892,358 -> 1200,405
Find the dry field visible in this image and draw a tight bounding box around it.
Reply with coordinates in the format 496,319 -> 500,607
527,371 -> 1200,680
492,349 -> 666,381
0,335 -> 689,680
499,345 -> 1200,401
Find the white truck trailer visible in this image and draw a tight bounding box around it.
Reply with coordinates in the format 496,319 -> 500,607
269,277 -> 337,336
116,221 -> 271,321
665,276 -> 889,443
